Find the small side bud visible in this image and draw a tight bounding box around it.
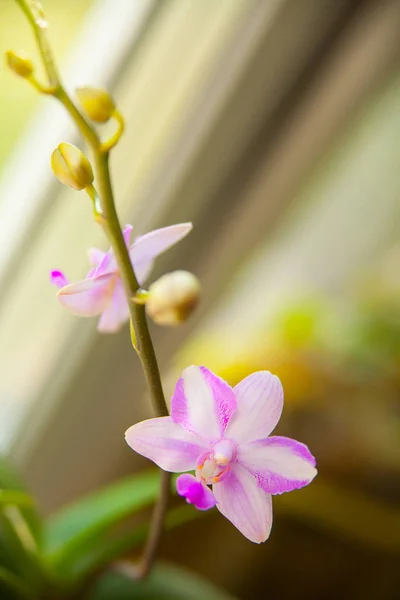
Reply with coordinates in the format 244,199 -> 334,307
5,50 -> 34,78
51,143 -> 94,190
146,271 -> 200,326
76,86 -> 115,123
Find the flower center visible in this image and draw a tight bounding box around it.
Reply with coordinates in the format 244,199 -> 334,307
196,439 -> 236,484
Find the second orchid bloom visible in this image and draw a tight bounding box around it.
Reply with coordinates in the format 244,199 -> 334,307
51,223 -> 192,332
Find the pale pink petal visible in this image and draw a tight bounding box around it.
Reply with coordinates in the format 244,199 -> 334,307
56,273 -> 116,317
176,474 -> 216,511
129,223 -> 192,284
88,225 -> 133,268
226,371 -> 284,444
238,436 -> 317,494
125,417 -> 208,472
213,462 -> 273,543
97,279 -> 129,333
93,250 -> 113,276
96,226 -> 133,275
88,247 -> 106,266
123,224 -> 133,246
132,260 -> 155,286
50,270 -> 69,288
171,366 -> 236,441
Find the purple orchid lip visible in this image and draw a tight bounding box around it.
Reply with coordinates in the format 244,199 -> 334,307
50,223 -> 192,333
125,365 -> 317,543
176,474 -> 216,511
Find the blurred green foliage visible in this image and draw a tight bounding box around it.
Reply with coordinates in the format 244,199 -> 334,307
88,563 -> 236,600
0,456 -> 233,599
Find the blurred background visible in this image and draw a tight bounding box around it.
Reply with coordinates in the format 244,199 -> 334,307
0,0 -> 399,598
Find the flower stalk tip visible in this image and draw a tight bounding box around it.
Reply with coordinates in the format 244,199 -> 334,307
51,142 -> 94,190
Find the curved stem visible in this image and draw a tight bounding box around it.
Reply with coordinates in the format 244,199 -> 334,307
16,0 -> 170,576
101,110 -> 125,153
136,470 -> 172,578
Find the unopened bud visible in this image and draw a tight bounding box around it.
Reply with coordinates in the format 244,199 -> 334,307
51,143 -> 93,190
76,86 -> 115,123
146,271 -> 200,326
5,50 -> 34,78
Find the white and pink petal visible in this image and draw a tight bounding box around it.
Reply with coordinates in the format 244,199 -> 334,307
88,247 -> 106,266
93,250 -> 114,276
213,462 -> 273,543
123,224 -> 133,246
226,371 -> 284,444
100,225 -> 134,274
237,435 -> 317,495
97,279 -> 130,333
171,366 -> 236,441
56,273 -> 117,317
129,223 -> 192,284
125,417 -> 208,473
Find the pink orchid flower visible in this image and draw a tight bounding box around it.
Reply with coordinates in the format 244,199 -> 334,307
125,366 -> 317,543
50,223 -> 192,333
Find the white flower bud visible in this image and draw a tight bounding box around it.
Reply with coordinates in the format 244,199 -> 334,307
146,271 -> 200,326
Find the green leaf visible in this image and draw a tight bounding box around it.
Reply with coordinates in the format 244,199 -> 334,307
0,455 -> 42,545
0,491 -> 34,509
58,504 -> 205,584
0,566 -> 33,600
0,456 -> 46,594
85,562 -> 237,600
0,508 -> 47,595
45,470 -> 161,561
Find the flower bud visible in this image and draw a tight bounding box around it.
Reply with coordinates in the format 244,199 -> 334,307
51,143 -> 94,190
76,86 -> 115,123
5,50 -> 34,78
146,271 -> 200,326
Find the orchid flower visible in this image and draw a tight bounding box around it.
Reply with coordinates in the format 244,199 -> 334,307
125,366 -> 317,543
50,223 -> 192,333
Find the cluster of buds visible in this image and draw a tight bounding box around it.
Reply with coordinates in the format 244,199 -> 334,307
50,88 -> 117,188
6,46 -> 198,328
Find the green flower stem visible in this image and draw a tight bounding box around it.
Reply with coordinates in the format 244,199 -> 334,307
16,0 -> 170,578
136,466 -> 172,579
15,0 -> 58,89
